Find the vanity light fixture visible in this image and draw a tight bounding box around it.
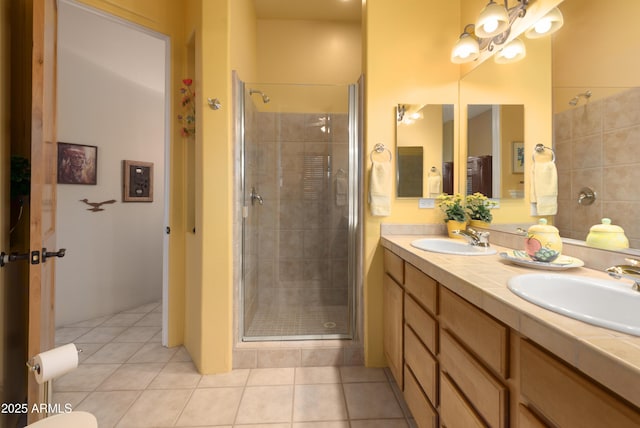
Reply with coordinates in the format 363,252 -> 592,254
494,37 -> 526,63
451,0 -> 528,64
524,7 -> 564,38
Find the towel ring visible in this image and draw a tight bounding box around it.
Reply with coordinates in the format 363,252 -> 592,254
532,143 -> 555,162
370,143 -> 392,163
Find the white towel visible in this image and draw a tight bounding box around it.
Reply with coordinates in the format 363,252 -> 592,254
335,176 -> 347,206
427,174 -> 442,198
369,160 -> 391,216
530,160 -> 558,215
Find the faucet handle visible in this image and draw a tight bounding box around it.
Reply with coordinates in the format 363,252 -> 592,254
625,258 -> 640,267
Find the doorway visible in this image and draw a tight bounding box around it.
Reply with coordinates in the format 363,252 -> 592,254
55,0 -> 170,339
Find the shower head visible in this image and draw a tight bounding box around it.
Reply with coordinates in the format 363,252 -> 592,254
569,90 -> 592,106
249,89 -> 270,104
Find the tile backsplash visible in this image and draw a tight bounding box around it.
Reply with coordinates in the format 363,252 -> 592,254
554,87 -> 640,249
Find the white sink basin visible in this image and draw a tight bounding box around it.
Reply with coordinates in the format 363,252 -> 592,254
508,273 -> 640,336
411,238 -> 497,256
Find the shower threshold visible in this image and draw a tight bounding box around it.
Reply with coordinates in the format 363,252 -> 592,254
243,304 -> 351,341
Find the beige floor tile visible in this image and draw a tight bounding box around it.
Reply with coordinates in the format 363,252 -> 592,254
293,422 -> 349,428
55,327 -> 92,345
238,424 -> 290,428
116,389 -> 191,427
134,312 -> 162,327
67,314 -> 111,328
235,385 -> 294,425
175,387 -> 243,426
198,368 -> 250,388
76,326 -> 127,343
50,391 -> 89,410
83,342 -> 145,364
293,384 -> 347,422
170,346 -> 193,362
343,382 -> 404,419
295,367 -> 341,384
74,343 -> 105,363
339,366 -> 387,383
349,420 -> 409,428
112,326 -> 161,342
127,342 -> 179,363
53,364 -> 120,392
75,390 -> 140,428
97,363 -> 164,391
247,367 -> 295,386
101,313 -> 146,326
122,301 -> 161,314
148,362 -> 202,389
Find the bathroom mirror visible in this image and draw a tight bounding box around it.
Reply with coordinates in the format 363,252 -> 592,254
466,104 -> 524,199
396,104 -> 454,198
551,0 -> 640,249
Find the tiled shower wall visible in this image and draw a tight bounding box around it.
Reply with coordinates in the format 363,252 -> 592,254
255,112 -> 350,313
554,87 -> 640,249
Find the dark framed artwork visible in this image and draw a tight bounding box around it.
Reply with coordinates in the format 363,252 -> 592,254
57,142 -> 98,185
123,160 -> 154,202
512,141 -> 525,174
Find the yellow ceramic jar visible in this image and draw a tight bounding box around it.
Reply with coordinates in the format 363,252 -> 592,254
586,218 -> 629,250
525,218 -> 563,262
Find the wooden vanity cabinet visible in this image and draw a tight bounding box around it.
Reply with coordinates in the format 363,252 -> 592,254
519,339 -> 640,428
383,249 -> 404,388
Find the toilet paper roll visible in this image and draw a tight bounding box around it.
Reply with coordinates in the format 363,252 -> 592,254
33,343 -> 79,384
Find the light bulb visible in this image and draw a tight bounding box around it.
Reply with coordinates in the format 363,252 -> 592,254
533,19 -> 552,35
482,19 -> 499,34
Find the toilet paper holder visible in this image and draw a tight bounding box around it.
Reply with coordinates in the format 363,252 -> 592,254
26,347 -> 83,374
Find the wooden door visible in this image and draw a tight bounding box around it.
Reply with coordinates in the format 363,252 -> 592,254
27,0 -> 58,422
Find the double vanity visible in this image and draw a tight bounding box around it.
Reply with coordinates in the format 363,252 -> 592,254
381,226 -> 640,427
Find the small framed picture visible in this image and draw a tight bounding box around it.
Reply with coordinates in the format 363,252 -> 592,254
512,141 -> 525,174
57,142 -> 98,185
123,160 -> 153,202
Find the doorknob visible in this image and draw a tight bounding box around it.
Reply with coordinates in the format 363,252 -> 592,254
41,248 -> 66,263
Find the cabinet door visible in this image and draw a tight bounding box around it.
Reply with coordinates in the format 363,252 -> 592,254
520,339 -> 640,428
383,273 -> 403,387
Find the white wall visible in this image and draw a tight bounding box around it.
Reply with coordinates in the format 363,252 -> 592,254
55,1 -> 166,326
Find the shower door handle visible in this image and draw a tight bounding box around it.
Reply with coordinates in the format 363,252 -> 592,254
250,187 -> 263,206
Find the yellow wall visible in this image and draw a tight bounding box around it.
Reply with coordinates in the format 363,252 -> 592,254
363,0 -> 460,366
73,0 -> 187,347
552,0 -> 640,112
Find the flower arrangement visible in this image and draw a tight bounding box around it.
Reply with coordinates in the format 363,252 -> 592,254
436,193 -> 467,222
465,192 -> 496,223
177,78 -> 195,137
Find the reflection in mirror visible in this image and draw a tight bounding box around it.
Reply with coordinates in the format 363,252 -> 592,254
397,147 -> 423,197
467,104 -> 524,199
396,104 -> 454,198
552,0 -> 640,249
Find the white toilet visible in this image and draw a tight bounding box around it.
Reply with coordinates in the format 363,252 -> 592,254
25,411 -> 97,428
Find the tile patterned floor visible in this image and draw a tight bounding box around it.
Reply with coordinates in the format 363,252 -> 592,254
245,305 -> 349,337
54,301 -> 415,427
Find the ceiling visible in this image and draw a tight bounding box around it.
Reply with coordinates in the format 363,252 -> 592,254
253,0 -> 361,22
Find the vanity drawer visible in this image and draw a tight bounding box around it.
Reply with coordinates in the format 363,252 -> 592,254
440,329 -> 508,428
517,404 -> 548,428
440,372 -> 487,428
520,339 -> 640,428
404,324 -> 438,405
404,365 -> 438,428
439,286 -> 509,377
404,293 -> 438,354
404,263 -> 437,315
384,249 -> 404,284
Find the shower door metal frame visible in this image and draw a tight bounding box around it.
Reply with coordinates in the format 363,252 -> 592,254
238,80 -> 361,342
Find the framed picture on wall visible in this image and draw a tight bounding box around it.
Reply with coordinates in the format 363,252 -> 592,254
123,160 -> 154,202
512,141 -> 525,174
57,142 -> 98,185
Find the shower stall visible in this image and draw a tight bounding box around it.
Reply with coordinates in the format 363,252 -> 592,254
234,74 -> 361,341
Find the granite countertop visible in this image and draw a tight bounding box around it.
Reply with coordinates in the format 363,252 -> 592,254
380,232 -> 640,409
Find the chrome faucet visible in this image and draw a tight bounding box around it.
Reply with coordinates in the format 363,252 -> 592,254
453,228 -> 490,247
606,258 -> 640,292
